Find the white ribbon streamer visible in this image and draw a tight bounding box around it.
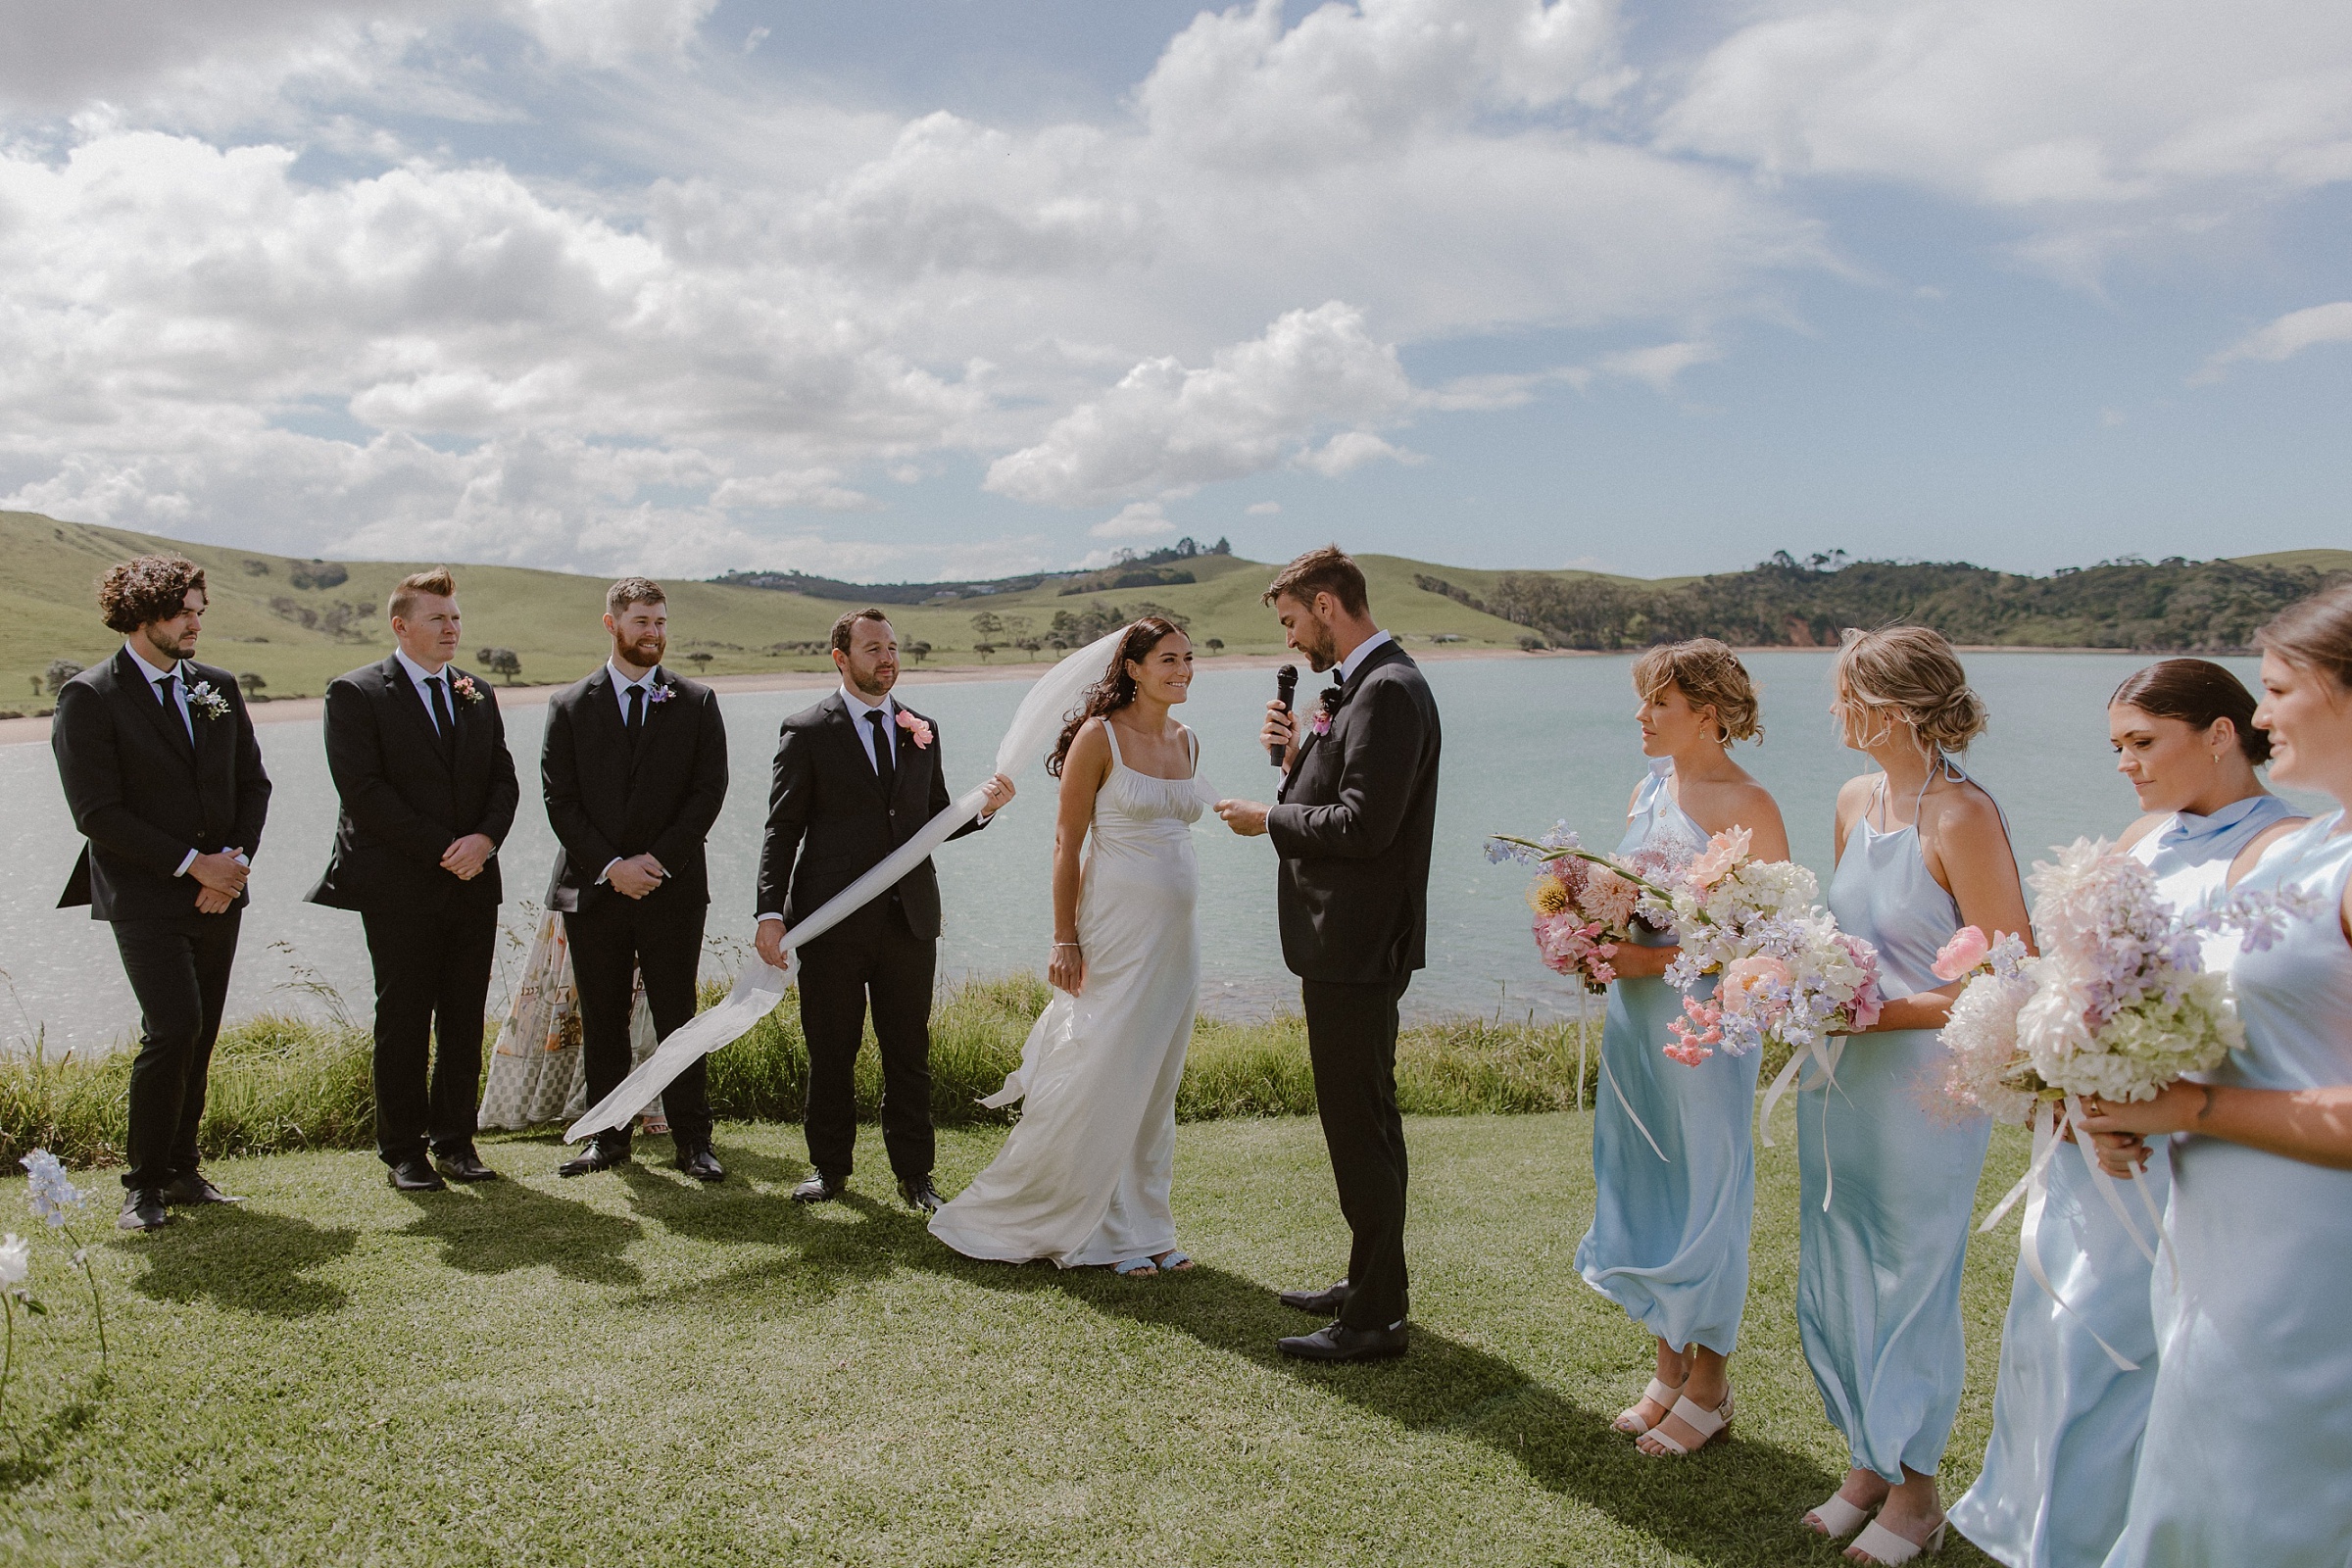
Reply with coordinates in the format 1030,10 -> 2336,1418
2001,1100 -> 2142,1373
565,626 -> 1136,1145
1601,1054 -> 1669,1163
1758,1036 -> 1844,1210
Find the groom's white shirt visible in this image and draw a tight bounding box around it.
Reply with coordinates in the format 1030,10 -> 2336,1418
1335,629 -> 1393,686
837,682 -> 899,773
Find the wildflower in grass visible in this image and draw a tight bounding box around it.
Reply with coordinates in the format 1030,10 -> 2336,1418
21,1150 -> 106,1369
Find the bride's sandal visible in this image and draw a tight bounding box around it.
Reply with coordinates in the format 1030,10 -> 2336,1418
1152,1250 -> 1194,1273
1846,1517 -> 1946,1565
1803,1494 -> 1875,1540
1112,1257 -> 1159,1277
1614,1378 -> 1683,1436
1637,1389 -> 1733,1456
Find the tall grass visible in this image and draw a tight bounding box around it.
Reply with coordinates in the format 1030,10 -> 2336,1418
0,974 -> 1600,1170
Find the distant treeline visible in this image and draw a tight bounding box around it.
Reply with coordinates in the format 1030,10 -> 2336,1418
714,535 -> 1233,606
1418,553 -> 2349,653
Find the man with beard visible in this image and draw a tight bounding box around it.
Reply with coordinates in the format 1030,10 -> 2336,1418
52,555 -> 272,1232
542,577 -> 729,1181
1215,546 -> 1442,1361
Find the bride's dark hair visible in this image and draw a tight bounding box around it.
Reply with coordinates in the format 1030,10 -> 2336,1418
1047,617 -> 1188,777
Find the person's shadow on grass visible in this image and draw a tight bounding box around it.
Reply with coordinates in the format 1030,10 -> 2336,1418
394,1174 -> 645,1287
127,1206 -> 359,1318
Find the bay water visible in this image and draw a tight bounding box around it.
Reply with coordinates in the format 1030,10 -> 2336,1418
2,650 -> 2323,1054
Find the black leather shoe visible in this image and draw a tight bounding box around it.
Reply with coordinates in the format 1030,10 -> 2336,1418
898,1176 -> 945,1213
386,1157 -> 446,1193
1278,1321 -> 1409,1362
557,1143 -> 629,1178
1280,1280 -> 1351,1315
434,1151 -> 500,1183
675,1147 -> 725,1183
159,1171 -> 241,1206
792,1172 -> 846,1203
117,1188 -> 172,1232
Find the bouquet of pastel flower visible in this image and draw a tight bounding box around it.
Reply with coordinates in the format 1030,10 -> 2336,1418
1488,825 -> 1682,994
1932,926 -> 2045,1122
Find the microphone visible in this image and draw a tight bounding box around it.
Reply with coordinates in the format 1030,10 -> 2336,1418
1271,663 -> 1298,766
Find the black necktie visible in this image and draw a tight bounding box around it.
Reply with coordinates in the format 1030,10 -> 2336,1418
427,674 -> 456,741
158,671 -> 189,741
626,682 -> 645,740
866,709 -> 897,800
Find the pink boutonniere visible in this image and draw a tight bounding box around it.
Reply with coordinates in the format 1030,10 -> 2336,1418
450,673 -> 486,705
1310,710 -> 1332,737
896,710 -> 933,749
1310,685 -> 1341,737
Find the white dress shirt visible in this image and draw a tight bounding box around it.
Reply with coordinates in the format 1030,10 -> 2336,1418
124,642 -> 243,878
1335,629 -> 1394,686
394,646 -> 458,733
838,683 -> 899,772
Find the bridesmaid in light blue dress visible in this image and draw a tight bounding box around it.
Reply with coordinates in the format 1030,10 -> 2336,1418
1799,627 -> 2034,1567
1575,641 -> 1789,1460
1952,660 -> 2298,1568
2082,588 -> 2352,1567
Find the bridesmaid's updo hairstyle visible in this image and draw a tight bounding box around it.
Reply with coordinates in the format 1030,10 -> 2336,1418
2257,581 -> 2352,696
1632,638 -> 1762,744
1835,624 -> 1988,754
1047,616 -> 1188,777
2110,659 -> 2271,764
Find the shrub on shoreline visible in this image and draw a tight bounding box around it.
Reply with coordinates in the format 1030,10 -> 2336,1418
0,974 -> 1603,1170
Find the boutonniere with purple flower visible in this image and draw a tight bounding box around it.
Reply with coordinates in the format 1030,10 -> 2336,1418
450,673 -> 486,705
646,681 -> 674,706
183,680 -> 230,721
896,710 -> 933,749
1310,685 -> 1342,737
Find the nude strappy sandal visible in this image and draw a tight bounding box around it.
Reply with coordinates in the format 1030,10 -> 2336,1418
1613,1378 -> 1683,1436
1846,1517 -> 1946,1564
1803,1494 -> 1874,1540
1638,1388 -> 1733,1456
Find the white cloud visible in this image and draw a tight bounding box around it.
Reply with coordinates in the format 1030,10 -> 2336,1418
1295,430 -> 1424,477
1247,500 -> 1283,515
1089,501 -> 1180,540
2192,301 -> 2352,382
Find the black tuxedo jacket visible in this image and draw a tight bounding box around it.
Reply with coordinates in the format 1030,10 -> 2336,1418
1267,640 -> 1443,984
541,665 -> 727,915
53,648 -> 273,921
307,655 -> 520,915
754,692 -> 985,943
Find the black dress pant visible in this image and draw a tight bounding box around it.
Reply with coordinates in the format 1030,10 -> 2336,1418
795,900 -> 936,1182
564,896 -> 711,1155
1301,974 -> 1414,1330
362,903 -> 497,1166
110,910 -> 242,1191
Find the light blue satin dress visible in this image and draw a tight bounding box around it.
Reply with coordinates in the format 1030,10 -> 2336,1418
1576,760 -> 1762,1356
2106,810 -> 2352,1568
1954,795 -> 2297,1568
1798,765 -> 1998,1483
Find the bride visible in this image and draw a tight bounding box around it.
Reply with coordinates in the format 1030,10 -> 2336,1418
929,617 -> 1210,1276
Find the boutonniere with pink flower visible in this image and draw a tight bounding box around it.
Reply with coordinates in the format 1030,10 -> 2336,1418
895,710 -> 932,749
1311,685 -> 1341,736
450,673 -> 486,705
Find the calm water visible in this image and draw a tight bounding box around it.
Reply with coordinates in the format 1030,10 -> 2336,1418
2,652 -> 2325,1054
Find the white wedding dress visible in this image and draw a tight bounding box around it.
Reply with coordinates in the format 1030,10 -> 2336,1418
929,724 -> 1214,1269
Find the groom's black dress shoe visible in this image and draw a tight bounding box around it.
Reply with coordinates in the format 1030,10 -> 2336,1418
899,1176 -> 945,1214
386,1157 -> 446,1193
117,1189 -> 172,1232
675,1147 -> 725,1183
160,1171 -> 240,1206
1280,1280 -> 1351,1315
557,1144 -> 629,1178
434,1150 -> 500,1183
792,1172 -> 846,1204
1278,1321 -> 1409,1362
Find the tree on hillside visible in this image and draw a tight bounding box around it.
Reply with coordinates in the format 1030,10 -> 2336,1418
476,647 -> 522,684
969,610 -> 1004,641
906,641 -> 931,664
238,672 -> 267,700
1205,638 -> 1224,654
45,659 -> 83,694
686,652 -> 713,669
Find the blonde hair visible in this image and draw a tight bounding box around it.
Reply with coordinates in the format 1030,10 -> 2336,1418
388,566 -> 457,622
2257,580 -> 2352,693
1632,638 -> 1762,743
1835,625 -> 1987,754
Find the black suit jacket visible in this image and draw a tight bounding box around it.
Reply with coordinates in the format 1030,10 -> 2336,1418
53,648 -> 272,921
307,655 -> 520,915
1267,640 -> 1443,984
754,692 -> 985,943
541,665 -> 727,915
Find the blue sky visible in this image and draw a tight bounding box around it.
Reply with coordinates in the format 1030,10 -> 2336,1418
0,0 -> 2345,581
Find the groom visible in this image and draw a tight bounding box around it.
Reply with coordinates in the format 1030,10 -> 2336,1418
1216,546 -> 1442,1362
754,609 -> 1013,1211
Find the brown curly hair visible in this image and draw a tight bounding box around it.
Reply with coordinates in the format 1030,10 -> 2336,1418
97,556 -> 207,634
1048,617 -> 1189,777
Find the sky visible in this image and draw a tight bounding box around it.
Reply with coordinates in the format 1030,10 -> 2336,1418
0,0 -> 2346,583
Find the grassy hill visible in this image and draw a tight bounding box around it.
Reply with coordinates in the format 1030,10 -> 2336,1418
0,514 -> 1548,710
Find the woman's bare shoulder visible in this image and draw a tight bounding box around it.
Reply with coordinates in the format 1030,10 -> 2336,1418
2114,811 -> 2165,852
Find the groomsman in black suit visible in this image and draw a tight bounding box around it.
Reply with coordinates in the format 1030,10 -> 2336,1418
52,556 -> 272,1232
309,567 -> 519,1193
1216,547 -> 1442,1361
754,609 -> 1014,1210
542,577 -> 729,1182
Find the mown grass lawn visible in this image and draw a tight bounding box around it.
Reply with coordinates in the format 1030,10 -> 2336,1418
0,1113 -> 2025,1567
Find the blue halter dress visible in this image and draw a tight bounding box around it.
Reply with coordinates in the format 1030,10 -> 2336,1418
1575,760 -> 1762,1356
1952,795 -> 2296,1568
1798,763 -> 1999,1483
2106,810 -> 2352,1567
